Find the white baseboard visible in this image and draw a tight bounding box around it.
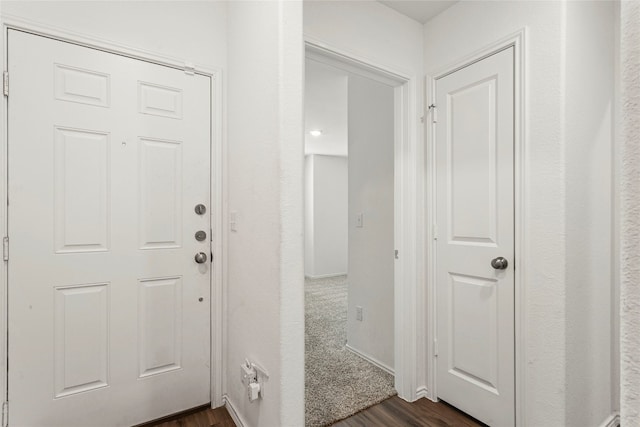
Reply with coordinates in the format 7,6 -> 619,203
223,395 -> 247,427
416,386 -> 430,400
345,343 -> 394,375
305,272 -> 347,279
598,413 -> 620,427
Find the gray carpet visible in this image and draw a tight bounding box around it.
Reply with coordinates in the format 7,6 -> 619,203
305,275 -> 396,427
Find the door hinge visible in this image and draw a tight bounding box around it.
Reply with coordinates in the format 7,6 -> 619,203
3,71 -> 8,97
2,401 -> 8,427
3,237 -> 8,261
394,249 -> 399,259
428,103 -> 437,123
434,338 -> 438,358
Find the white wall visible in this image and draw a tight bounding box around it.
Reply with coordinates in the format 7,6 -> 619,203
305,60 -> 348,156
305,155 -> 315,275
305,155 -> 348,278
564,1 -> 616,425
347,74 -> 394,371
1,1 -> 227,70
424,1 -> 616,425
226,1 -> 304,426
620,1 -> 640,424
304,0 -> 424,399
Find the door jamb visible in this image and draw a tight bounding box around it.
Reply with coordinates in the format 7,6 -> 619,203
304,36 -> 422,401
0,14 -> 226,410
425,28 -> 527,425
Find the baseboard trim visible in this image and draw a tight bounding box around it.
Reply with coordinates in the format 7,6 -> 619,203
223,395 -> 247,427
345,343 -> 394,375
598,413 -> 620,427
305,272 -> 347,279
416,386 -> 430,400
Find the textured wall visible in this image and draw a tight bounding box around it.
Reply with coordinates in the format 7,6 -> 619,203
423,2 -> 567,424
1,1 -> 227,70
564,1 -> 616,425
227,1 -> 304,426
620,0 -> 640,424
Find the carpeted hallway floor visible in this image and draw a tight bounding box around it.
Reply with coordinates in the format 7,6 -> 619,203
305,275 -> 396,427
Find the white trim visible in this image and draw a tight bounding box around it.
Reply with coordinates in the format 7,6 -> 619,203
0,14 -> 217,76
415,386 -> 430,400
599,413 -> 620,427
425,28 -> 527,425
304,272 -> 347,280
305,36 -> 411,83
304,36 -> 422,402
345,344 -> 395,376
0,14 -> 225,413
223,396 -> 247,427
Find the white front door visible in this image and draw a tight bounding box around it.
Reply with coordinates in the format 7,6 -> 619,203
7,30 -> 211,426
435,47 -> 515,426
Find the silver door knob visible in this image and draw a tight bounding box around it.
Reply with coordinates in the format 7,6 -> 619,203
491,257 -> 508,270
194,252 -> 208,264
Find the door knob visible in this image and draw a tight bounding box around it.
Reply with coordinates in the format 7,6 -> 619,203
194,252 -> 208,264
491,257 -> 508,270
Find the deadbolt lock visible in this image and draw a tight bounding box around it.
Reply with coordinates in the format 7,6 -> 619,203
195,230 -> 207,241
195,204 -> 207,215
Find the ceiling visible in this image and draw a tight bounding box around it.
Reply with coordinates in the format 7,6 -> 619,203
378,0 -> 457,24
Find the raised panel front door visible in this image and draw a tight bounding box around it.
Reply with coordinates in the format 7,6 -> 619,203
8,30 -> 211,426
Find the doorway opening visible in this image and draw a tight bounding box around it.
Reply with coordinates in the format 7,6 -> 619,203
303,43 -> 408,426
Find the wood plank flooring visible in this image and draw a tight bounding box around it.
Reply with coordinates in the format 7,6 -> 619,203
332,396 -> 486,427
142,396 -> 484,427
140,404 -> 235,427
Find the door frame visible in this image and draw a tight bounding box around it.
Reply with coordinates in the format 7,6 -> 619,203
425,28 -> 527,425
0,14 -> 226,414
304,36 -> 422,401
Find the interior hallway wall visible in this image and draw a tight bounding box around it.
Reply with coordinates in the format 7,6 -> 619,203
620,0 -> 640,424
227,1 -> 304,426
346,74 -> 394,371
564,1 -> 616,425
424,2 -> 565,425
1,1 -> 226,70
305,154 -> 348,278
424,1 -> 617,425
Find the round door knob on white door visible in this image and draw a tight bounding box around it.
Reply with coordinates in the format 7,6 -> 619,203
491,257 -> 508,270
194,252 -> 207,264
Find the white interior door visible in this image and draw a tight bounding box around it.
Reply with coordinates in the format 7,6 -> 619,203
435,47 -> 514,426
7,30 -> 211,426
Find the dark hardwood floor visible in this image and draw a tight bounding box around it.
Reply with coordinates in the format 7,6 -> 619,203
140,404 -> 236,427
141,396 -> 484,427
331,396 -> 486,426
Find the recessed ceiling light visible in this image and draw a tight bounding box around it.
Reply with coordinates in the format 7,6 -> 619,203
309,130 -> 323,137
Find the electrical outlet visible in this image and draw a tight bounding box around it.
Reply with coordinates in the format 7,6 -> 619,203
241,361 -> 256,386
356,306 -> 363,321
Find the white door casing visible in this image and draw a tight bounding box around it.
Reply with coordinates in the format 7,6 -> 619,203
435,47 -> 514,426
7,30 -> 211,426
